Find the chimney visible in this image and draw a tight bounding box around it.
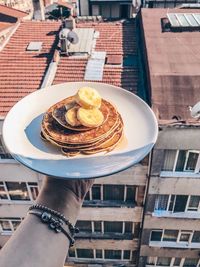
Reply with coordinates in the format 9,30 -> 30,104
32,0 -> 45,20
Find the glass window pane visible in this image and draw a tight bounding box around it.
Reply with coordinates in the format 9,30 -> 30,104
134,222 -> 140,238
96,249 -> 102,258
123,250 -> 130,259
183,258 -> 198,267
104,221 -> 122,233
179,232 -> 192,242
126,186 -> 136,202
147,256 -> 157,265
0,186 -> 8,199
163,230 -> 178,242
162,150 -> 177,171
168,195 -> 175,211
185,152 -> 199,171
75,221 -> 92,232
68,248 -> 75,257
77,249 -> 94,258
12,220 -> 21,231
192,231 -> 200,243
103,185 -> 124,201
188,196 -> 200,211
175,150 -> 187,171
92,185 -> 101,200
30,186 -> 39,200
125,222 -> 132,233
94,221 -> 101,232
84,191 -> 90,200
151,230 -> 162,241
155,195 -> 169,211
105,250 -> 121,259
174,258 -> 181,266
0,220 -> 11,231
157,257 -> 171,266
6,182 -> 30,201
174,195 -> 188,212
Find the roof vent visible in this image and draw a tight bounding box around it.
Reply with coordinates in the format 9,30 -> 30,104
26,42 -> 43,51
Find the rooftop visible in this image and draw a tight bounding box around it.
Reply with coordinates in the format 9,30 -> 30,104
0,19 -> 139,117
141,8 -> 200,123
0,4 -> 28,19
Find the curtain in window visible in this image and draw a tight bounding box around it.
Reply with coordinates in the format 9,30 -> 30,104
163,230 -> 178,242
162,150 -> 176,171
188,196 -> 200,211
155,195 -> 169,211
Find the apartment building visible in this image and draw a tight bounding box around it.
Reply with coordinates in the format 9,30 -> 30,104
0,14 -> 148,265
138,8 -> 200,267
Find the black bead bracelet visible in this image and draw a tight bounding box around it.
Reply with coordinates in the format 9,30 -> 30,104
28,204 -> 79,247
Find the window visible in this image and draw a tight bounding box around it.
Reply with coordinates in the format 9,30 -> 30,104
92,185 -> 101,200
28,183 -> 39,200
76,221 -> 92,232
174,258 -> 182,266
123,250 -> 131,260
96,249 -> 102,258
192,231 -> 200,243
68,247 -> 75,257
6,182 -> 30,200
126,186 -> 136,202
162,150 -> 200,173
104,250 -> 121,259
151,230 -> 162,241
0,182 -> 8,200
0,182 -> 39,202
76,249 -> 94,259
154,194 -> 200,214
179,231 -> 192,243
163,230 -> 178,242
188,196 -> 200,211
147,256 -> 157,265
94,221 -> 102,232
183,258 -> 198,267
155,195 -> 169,211
157,257 -> 171,266
103,185 -> 124,201
125,222 -> 132,233
0,218 -> 22,234
104,221 -> 123,233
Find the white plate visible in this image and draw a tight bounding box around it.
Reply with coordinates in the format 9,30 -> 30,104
3,82 -> 158,179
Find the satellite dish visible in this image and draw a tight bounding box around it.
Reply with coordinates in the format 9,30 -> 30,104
67,31 -> 79,44
190,101 -> 200,118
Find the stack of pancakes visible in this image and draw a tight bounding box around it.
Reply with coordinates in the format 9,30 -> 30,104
41,92 -> 124,157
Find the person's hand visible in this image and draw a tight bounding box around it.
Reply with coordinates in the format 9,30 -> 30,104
36,176 -> 94,224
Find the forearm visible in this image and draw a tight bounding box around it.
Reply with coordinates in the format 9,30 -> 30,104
0,177 -> 82,267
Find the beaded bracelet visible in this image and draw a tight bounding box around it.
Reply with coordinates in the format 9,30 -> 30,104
28,204 -> 79,247
29,204 -> 79,235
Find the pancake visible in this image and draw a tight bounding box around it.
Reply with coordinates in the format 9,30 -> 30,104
42,99 -> 119,145
41,116 -> 121,149
52,98 -> 109,132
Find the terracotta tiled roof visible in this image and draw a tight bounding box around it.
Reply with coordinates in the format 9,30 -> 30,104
0,4 -> 28,18
53,21 -> 138,93
0,20 -> 139,116
0,21 -> 60,116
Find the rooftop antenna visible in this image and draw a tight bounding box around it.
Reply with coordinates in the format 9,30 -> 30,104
189,101 -> 200,119
59,28 -> 79,54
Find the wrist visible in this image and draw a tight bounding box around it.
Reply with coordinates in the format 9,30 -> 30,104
36,184 -> 82,224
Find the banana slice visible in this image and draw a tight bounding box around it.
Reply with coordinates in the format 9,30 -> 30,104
75,87 -> 101,109
77,108 -> 104,128
65,107 -> 81,126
